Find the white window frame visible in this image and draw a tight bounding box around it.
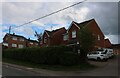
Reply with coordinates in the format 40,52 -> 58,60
3,43 -> 8,46
12,44 -> 17,47
72,30 -> 76,38
18,44 -> 24,48
12,37 -> 17,40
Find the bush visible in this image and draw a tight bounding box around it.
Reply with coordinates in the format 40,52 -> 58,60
3,46 -> 80,66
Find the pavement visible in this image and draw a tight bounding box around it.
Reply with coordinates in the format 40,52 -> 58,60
2,55 -> 119,76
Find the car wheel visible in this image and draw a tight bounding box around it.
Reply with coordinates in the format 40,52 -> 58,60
103,58 -> 108,62
97,57 -> 101,61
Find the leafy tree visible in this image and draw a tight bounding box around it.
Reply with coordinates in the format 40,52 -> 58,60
78,27 -> 95,63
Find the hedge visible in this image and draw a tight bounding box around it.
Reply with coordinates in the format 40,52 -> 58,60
3,46 -> 80,66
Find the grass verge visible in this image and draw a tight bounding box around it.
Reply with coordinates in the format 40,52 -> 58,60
3,58 -> 97,71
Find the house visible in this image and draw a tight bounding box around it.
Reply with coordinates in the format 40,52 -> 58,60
42,27 -> 66,46
104,39 -> 112,48
3,33 -> 27,48
26,38 -> 39,47
64,19 -> 104,48
3,33 -> 38,48
62,19 -> 111,49
41,19 -> 111,49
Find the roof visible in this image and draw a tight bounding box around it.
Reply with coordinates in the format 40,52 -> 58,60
5,33 -> 26,39
45,27 -> 66,37
68,19 -> 94,31
4,33 -> 38,43
73,19 -> 94,28
27,39 -> 38,43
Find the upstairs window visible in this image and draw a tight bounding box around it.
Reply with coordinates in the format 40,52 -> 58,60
63,34 -> 68,41
12,37 -> 17,40
44,37 -> 47,43
98,35 -> 100,40
72,30 -> 76,38
19,38 -> 24,41
6,38 -> 8,41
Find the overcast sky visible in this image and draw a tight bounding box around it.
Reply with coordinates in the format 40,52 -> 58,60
1,1 -> 119,44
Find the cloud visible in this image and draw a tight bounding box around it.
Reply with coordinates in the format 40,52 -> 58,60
105,35 -> 118,44
32,21 -> 44,26
2,2 -> 118,44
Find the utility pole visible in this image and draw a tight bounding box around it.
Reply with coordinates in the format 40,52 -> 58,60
9,26 -> 11,34
51,26 -> 53,31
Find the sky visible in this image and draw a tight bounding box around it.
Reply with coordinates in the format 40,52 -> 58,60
0,1 -> 119,44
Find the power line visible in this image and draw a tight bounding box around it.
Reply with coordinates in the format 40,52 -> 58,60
12,0 -> 87,30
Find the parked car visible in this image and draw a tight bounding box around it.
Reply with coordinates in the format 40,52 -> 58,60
87,51 -> 108,61
97,48 -> 114,58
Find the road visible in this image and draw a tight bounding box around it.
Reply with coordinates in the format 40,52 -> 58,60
2,65 -> 41,76
2,56 -> 119,76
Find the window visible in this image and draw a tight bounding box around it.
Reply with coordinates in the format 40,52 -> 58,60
6,38 -> 8,41
18,44 -> 24,48
72,30 -> 76,38
3,43 -> 8,46
19,38 -> 24,41
30,42 -> 33,45
63,35 -> 68,41
12,37 -> 17,40
44,37 -> 47,43
12,44 -> 17,47
98,35 -> 100,40
36,43 -> 38,45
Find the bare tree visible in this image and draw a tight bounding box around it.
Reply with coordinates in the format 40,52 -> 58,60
34,31 -> 42,46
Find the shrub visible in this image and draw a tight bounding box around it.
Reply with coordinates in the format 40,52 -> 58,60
3,46 -> 80,65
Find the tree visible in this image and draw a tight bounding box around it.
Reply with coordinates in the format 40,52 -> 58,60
78,27 -> 95,63
34,31 -> 42,46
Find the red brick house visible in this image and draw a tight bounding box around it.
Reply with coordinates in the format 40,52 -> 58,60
3,33 -> 38,48
104,39 -> 112,48
41,19 -> 111,49
62,19 -> 111,49
42,27 -> 66,46
26,38 -> 39,47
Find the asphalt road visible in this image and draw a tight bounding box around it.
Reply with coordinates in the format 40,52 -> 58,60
2,65 -> 41,76
2,55 -> 119,76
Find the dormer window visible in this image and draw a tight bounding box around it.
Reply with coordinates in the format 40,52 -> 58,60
72,30 -> 76,38
12,36 -> 17,40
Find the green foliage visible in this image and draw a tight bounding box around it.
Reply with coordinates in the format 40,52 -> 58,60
78,27 -> 95,51
3,46 -> 80,66
78,27 -> 95,62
